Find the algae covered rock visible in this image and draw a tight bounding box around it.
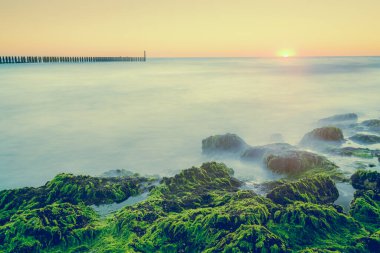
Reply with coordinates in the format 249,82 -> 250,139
202,133 -> 248,154
0,203 -> 98,253
267,176 -> 339,205
349,190 -> 380,233
330,146 -> 380,159
318,113 -> 358,125
300,127 -> 344,146
351,170 -> 380,192
350,134 -> 380,144
268,202 -> 367,251
265,150 -> 338,177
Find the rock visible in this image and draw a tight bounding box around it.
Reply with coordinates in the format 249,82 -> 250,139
318,113 -> 358,125
268,202 -> 367,251
202,133 -> 248,154
361,119 -> 380,131
351,170 -> 380,192
0,203 -> 98,252
300,127 -> 344,146
329,147 -> 380,159
267,176 -> 339,205
265,150 -> 338,176
350,190 -> 380,232
240,143 -> 295,162
350,134 -> 380,144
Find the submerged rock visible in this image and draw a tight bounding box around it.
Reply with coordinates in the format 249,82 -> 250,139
350,133 -> 380,144
241,143 -> 295,162
267,176 -> 339,205
202,133 -> 248,154
318,113 -> 358,125
300,127 -> 344,146
361,119 -> 380,132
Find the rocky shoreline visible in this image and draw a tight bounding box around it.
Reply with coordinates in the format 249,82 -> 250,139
0,113 -> 379,252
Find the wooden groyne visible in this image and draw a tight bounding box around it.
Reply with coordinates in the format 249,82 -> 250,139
0,51 -> 146,64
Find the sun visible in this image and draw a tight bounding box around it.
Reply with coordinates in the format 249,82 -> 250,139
278,49 -> 295,58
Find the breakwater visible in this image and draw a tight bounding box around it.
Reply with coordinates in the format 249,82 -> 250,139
0,52 -> 146,64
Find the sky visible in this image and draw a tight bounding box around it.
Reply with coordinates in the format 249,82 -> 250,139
1,0 -> 380,57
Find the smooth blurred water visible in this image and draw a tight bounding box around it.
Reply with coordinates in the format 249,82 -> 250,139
1,57 -> 380,189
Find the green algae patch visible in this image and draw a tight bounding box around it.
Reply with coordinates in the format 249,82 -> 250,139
0,203 -> 99,253
0,173 -> 155,225
267,176 -> 339,205
267,202 -> 368,251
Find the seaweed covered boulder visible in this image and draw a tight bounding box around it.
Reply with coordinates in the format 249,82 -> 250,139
318,113 -> 358,125
350,134 -> 380,145
202,133 -> 248,154
0,203 -> 98,253
264,150 -> 339,178
209,224 -> 287,253
351,170 -> 380,192
128,194 -> 281,252
300,127 -> 344,147
267,202 -> 367,251
329,146 -> 380,160
350,170 -> 380,232
0,173 -> 155,225
267,176 -> 339,205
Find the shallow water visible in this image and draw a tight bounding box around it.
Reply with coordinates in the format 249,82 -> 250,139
1,57 -> 380,190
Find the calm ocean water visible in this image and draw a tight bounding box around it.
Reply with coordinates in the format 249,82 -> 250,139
1,57 -> 380,190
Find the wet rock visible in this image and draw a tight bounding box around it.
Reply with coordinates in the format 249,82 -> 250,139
330,147 -> 380,159
267,176 -> 339,205
350,133 -> 380,144
265,150 -> 338,176
350,190 -> 380,232
318,113 -> 358,125
361,119 -> 380,132
0,203 -> 98,252
300,127 -> 344,146
202,133 -> 248,154
351,170 -> 380,192
240,143 -> 295,162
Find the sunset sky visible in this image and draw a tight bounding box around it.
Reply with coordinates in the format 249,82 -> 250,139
1,0 -> 380,57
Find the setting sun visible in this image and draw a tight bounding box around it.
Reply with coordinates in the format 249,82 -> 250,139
278,49 -> 296,58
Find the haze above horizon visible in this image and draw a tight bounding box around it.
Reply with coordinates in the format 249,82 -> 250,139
1,0 -> 379,57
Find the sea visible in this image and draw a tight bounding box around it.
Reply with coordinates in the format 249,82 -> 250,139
1,57 -> 380,194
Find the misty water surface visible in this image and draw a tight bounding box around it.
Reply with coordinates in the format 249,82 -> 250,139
1,57 -> 380,190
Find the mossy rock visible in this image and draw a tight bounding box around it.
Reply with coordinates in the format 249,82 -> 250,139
349,190 -> 380,232
209,224 -> 287,253
268,202 -> 368,251
267,176 -> 339,205
300,127 -> 344,146
202,133 -> 248,154
128,194 -> 278,252
0,203 -> 99,253
265,150 -> 338,177
351,170 -> 380,192
0,173 -> 154,226
329,147 -> 380,159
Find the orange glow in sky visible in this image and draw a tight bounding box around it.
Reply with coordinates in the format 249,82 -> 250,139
0,0 -> 380,57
